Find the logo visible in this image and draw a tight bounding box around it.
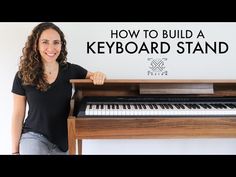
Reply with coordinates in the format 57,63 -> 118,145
147,58 -> 168,76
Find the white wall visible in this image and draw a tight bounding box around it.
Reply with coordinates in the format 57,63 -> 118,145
1,22 -> 236,154
0,23 -> 37,154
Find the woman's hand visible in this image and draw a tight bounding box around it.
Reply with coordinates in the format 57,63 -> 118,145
88,71 -> 106,85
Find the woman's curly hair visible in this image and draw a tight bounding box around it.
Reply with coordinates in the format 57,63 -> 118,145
19,22 -> 68,91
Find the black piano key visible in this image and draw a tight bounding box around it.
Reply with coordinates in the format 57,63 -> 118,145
225,103 -> 235,109
199,104 -> 207,109
185,104 -> 192,109
219,104 -> 227,109
137,104 -> 142,109
163,104 -> 169,109
159,104 -> 165,109
167,104 -> 174,109
148,104 -> 153,109
205,104 -> 212,109
210,104 -> 219,109
141,104 -> 146,109
127,104 -> 131,109
174,104 -> 180,109
232,104 -> 236,108
190,104 -> 196,109
116,104 -> 119,109
193,104 -> 200,109
178,104 -> 185,109
152,104 -> 158,109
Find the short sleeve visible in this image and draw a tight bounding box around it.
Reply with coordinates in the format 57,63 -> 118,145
69,63 -> 88,79
11,72 -> 25,96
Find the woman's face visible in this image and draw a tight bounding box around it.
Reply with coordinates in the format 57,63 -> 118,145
38,28 -> 62,64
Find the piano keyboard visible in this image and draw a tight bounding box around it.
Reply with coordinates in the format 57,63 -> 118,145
77,96 -> 236,117
84,103 -> 236,116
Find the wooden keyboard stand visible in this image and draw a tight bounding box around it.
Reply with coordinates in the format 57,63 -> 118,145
67,79 -> 236,155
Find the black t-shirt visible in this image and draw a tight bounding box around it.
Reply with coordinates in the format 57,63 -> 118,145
11,62 -> 87,152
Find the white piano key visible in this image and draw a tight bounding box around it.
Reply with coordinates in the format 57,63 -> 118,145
104,105 -> 109,116
97,104 -> 102,115
92,104 -> 97,115
85,104 -> 91,115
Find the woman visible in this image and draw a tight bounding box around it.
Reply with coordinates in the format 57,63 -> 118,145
11,22 -> 106,155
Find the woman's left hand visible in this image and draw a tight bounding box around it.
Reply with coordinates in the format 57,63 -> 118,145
89,71 -> 106,85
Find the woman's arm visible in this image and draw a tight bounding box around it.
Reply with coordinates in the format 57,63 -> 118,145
11,93 -> 26,155
86,71 -> 106,85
